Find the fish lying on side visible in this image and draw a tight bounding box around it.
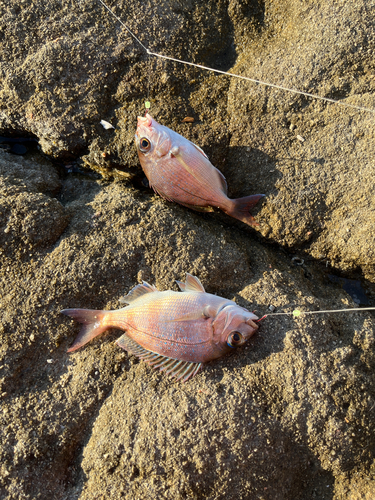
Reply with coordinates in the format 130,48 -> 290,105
135,114 -> 264,226
61,274 -> 259,382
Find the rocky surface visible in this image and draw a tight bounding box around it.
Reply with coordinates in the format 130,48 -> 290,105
0,1 -> 375,499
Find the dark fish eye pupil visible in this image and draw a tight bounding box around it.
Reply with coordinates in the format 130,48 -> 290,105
233,333 -> 240,342
141,138 -> 150,149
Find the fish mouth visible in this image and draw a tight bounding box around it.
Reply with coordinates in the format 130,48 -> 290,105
137,113 -> 152,128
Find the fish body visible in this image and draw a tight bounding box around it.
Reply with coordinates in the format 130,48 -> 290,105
62,274 -> 258,381
135,114 -> 264,226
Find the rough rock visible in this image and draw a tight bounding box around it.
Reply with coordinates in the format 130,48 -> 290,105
0,1 -> 375,499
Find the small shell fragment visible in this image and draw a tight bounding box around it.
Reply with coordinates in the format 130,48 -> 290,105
182,117 -> 194,123
100,120 -> 115,130
296,134 -> 305,142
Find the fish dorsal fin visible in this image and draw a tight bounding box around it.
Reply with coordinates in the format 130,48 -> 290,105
188,139 -> 209,159
188,141 -> 228,194
119,281 -> 158,304
176,273 -> 205,293
116,334 -> 202,382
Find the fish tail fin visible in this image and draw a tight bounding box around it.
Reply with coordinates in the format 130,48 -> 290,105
225,194 -> 265,226
61,308 -> 109,352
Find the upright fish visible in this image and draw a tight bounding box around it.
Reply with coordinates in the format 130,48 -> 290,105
62,274 -> 258,382
135,114 -> 264,226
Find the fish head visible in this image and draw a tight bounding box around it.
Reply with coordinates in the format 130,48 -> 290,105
135,114 -> 172,169
212,304 -> 259,350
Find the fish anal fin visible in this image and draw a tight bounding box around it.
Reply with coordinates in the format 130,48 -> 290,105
119,281 -> 158,304
177,201 -> 215,212
116,334 -> 202,382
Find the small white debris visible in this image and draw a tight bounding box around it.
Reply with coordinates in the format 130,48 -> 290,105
47,359 -> 53,364
100,119 -> 115,130
29,334 -> 35,342
296,134 -> 305,142
268,305 -> 276,312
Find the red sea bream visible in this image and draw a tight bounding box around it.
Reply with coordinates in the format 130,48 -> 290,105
135,114 -> 264,226
62,274 -> 258,382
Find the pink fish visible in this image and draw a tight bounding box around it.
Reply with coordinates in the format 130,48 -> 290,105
135,114 -> 264,226
61,274 -> 259,382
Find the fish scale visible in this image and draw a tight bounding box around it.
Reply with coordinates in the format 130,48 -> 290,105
61,273 -> 258,381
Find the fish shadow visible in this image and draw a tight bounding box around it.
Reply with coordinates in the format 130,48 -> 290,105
217,146 -> 326,201
207,145 -> 281,201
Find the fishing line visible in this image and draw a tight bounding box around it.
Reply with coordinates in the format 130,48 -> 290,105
96,0 -> 375,114
255,306 -> 375,322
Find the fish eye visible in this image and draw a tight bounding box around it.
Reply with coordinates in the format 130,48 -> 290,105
227,332 -> 243,348
139,137 -> 151,152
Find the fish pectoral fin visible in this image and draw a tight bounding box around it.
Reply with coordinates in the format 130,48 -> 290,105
171,148 -> 207,185
116,334 -> 202,382
119,281 -> 158,304
167,311 -> 207,322
178,141 -> 228,195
